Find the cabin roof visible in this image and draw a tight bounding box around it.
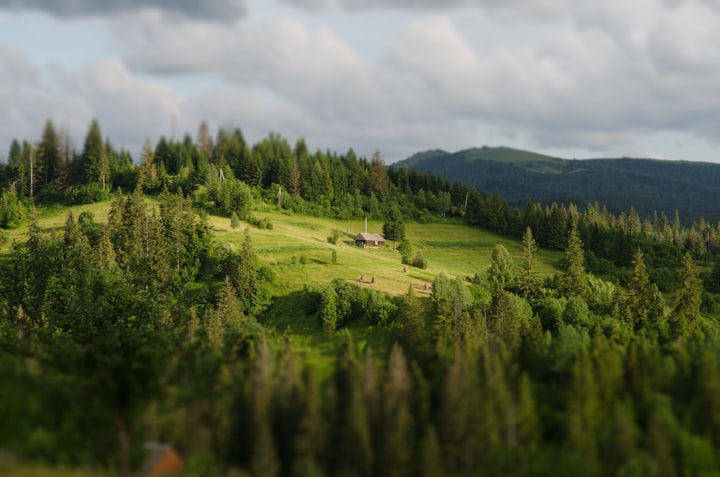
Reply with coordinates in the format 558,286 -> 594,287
355,233 -> 385,242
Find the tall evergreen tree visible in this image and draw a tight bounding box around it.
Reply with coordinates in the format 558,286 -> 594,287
368,149 -> 389,198
626,248 -> 664,330
329,332 -> 373,476
80,119 -> 109,187
670,252 -> 702,338
381,344 -> 414,477
487,243 -> 515,291
37,119 -> 60,187
382,204 -> 406,251
518,226 -> 540,298
562,222 -> 588,298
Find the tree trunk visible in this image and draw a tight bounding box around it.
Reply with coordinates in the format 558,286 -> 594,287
115,407 -> 131,477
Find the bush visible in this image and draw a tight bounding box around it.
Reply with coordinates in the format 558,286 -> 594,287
230,212 -> 240,229
63,182 -> 111,205
411,251 -> 427,269
327,229 -> 342,245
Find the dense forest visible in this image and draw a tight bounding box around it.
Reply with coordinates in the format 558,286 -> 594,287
4,119 -> 720,476
398,146 -> 720,222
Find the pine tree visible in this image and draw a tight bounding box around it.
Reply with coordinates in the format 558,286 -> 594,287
565,348 -> 599,466
381,344 -> 414,477
670,252 -> 702,338
37,119 -> 60,187
519,226 -> 540,298
81,119 -> 108,187
382,204 -> 405,251
368,149 -> 389,198
487,243 -> 515,291
395,286 -> 429,362
292,369 -> 325,476
626,248 -> 665,330
329,332 -> 373,476
320,286 -> 339,335
249,340 -> 279,477
561,222 -> 588,298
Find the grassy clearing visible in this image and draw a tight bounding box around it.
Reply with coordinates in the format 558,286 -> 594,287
212,209 -> 562,297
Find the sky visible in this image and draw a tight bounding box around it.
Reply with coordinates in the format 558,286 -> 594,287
2,0 -> 720,164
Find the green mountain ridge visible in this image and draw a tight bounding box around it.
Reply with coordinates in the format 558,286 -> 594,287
395,146 -> 720,221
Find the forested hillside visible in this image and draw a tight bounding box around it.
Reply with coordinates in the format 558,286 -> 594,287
396,146 -> 720,221
4,120 -> 720,476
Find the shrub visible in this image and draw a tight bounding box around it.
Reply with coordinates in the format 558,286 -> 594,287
230,212 -> 240,229
411,251 -> 427,269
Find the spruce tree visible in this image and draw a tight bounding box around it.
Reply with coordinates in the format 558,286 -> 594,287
81,119 -> 108,187
381,344 -> 414,477
626,248 -> 665,330
670,252 -> 702,338
487,243 -> 515,291
561,223 -> 588,298
320,286 -> 339,335
383,204 -> 406,251
519,226 -> 540,298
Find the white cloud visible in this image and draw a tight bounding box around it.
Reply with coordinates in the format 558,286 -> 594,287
4,0 -> 720,163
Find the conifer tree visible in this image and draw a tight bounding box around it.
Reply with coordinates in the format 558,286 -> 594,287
368,149 -> 389,198
81,119 -> 108,187
320,286 -> 339,335
626,248 -> 665,330
395,286 -> 428,362
381,344 -> 414,477
670,252 -> 702,338
249,340 -> 279,477
292,369 -> 325,476
561,222 -> 588,298
519,226 -> 540,298
329,332 -> 373,476
488,288 -> 522,357
565,348 -> 599,465
487,243 -> 515,291
383,204 -> 405,251
37,119 -> 60,187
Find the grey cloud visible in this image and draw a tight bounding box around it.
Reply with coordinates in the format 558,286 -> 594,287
280,0 -> 569,17
0,0 -> 246,20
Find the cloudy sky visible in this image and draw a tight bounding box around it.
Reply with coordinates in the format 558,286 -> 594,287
2,0 -> 720,163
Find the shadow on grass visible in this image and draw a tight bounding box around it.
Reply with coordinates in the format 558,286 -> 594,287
262,289 -> 395,364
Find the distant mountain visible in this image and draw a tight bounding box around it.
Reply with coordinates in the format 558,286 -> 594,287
394,146 -> 720,221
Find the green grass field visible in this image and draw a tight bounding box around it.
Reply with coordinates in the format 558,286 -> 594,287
211,209 -> 562,297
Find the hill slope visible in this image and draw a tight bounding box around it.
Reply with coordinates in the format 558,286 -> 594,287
396,147 -> 720,220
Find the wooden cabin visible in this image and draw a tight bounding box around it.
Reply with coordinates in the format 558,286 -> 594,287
355,233 -> 386,248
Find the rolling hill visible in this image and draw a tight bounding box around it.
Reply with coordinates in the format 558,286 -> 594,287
394,146 -> 720,221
